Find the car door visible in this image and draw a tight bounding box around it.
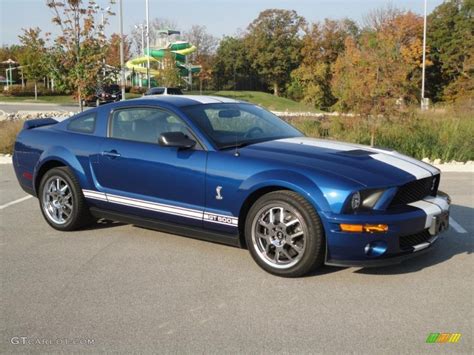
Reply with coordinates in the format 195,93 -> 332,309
92,106 -> 207,228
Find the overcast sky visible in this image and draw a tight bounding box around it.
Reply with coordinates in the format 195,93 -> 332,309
0,0 -> 444,46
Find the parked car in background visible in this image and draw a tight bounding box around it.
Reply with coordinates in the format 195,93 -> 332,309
12,96 -> 450,277
144,87 -> 183,96
84,84 -> 122,106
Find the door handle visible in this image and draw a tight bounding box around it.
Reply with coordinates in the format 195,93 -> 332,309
102,150 -> 121,158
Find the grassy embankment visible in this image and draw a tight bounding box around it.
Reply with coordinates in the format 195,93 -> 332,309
1,91 -> 472,162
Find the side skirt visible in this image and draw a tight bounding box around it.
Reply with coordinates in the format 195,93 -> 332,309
89,207 -> 242,248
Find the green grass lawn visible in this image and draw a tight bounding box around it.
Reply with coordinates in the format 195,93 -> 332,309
0,93 -> 144,105
187,90 -> 321,112
0,90 -> 319,113
0,95 -> 77,105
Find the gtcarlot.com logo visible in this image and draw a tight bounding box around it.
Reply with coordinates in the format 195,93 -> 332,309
11,336 -> 95,346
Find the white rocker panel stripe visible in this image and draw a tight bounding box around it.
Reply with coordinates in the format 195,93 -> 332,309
82,189 -> 107,201
82,189 -> 238,227
203,213 -> 239,226
106,194 -> 204,220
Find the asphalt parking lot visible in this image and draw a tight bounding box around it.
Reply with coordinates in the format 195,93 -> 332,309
1,164 -> 472,353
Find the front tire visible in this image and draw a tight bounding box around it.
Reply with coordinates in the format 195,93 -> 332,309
39,167 -> 93,231
245,191 -> 325,277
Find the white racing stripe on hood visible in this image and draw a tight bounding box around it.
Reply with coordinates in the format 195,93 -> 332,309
370,154 -> 432,179
277,137 -> 433,179
277,137 -> 355,151
370,147 -> 439,175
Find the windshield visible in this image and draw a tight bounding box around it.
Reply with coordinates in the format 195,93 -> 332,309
167,88 -> 183,95
182,103 -> 303,149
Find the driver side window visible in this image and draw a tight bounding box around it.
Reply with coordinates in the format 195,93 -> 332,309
109,108 -> 191,144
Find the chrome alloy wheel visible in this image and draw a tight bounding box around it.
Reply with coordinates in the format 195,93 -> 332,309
251,204 -> 307,269
42,176 -> 73,225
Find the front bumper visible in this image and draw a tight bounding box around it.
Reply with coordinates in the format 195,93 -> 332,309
322,193 -> 450,267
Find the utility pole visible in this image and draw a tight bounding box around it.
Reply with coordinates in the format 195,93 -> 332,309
145,0 -> 151,88
119,0 -> 126,100
421,0 -> 428,110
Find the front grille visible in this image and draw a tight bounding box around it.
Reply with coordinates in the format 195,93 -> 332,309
389,175 -> 439,207
399,230 -> 432,250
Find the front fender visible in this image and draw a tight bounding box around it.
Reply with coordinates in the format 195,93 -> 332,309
238,169 -> 331,212
34,146 -> 87,194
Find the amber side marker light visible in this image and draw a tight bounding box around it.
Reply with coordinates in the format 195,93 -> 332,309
340,224 -> 388,233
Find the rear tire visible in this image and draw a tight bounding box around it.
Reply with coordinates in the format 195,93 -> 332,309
38,166 -> 94,231
245,190 -> 325,277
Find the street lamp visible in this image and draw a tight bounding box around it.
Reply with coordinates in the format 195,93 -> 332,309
134,24 -> 146,55
119,0 -> 126,100
145,0 -> 151,88
134,24 -> 146,87
421,0 -> 428,110
94,5 -> 111,78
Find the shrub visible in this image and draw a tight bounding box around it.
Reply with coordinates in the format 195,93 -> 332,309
0,121 -> 23,154
290,108 -> 474,162
129,86 -> 147,94
3,84 -> 68,97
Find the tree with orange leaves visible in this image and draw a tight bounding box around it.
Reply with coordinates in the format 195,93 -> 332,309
46,0 -> 115,110
332,9 -> 429,144
332,9 -> 428,115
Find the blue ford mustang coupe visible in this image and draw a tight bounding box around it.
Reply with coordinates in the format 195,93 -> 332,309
13,96 -> 450,277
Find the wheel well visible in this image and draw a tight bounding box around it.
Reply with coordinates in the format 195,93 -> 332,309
238,186 -> 290,248
34,160 -> 66,193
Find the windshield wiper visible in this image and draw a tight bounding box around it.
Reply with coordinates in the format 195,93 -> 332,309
219,141 -> 255,150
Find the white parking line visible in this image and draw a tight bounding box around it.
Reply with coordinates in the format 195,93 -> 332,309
449,217 -> 468,234
0,195 -> 33,210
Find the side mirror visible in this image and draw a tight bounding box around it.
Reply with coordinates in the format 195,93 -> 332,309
159,131 -> 196,149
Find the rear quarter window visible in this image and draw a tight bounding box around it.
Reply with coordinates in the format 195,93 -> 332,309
67,113 -> 96,134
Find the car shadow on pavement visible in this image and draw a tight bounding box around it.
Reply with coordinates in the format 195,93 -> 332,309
355,204 -> 472,275
83,218 -> 125,230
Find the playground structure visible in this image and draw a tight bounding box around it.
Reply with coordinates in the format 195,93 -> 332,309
126,29 -> 201,88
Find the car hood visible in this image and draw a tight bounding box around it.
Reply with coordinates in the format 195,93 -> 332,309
240,137 -> 439,188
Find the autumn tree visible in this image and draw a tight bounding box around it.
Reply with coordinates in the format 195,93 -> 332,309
245,9 -> 305,96
159,51 -> 181,87
184,25 -> 217,91
46,0 -> 115,110
106,33 -> 131,68
427,0 -> 473,103
332,10 -> 427,144
290,19 -> 358,110
18,28 -> 48,100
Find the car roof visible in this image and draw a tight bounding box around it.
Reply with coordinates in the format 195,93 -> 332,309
130,95 -> 243,107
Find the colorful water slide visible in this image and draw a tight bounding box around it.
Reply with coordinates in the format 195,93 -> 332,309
125,41 -> 201,82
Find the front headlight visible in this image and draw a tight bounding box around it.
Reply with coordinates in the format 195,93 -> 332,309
345,189 -> 386,213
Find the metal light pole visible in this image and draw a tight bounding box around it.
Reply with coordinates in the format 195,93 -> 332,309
135,24 -> 145,55
134,23 -> 146,88
119,0 -> 126,100
145,0 -> 151,88
421,0 -> 428,110
94,5 -> 110,78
